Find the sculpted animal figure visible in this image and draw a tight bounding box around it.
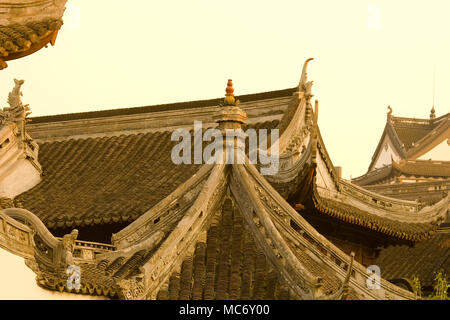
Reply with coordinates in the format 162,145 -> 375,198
0,79 -> 31,126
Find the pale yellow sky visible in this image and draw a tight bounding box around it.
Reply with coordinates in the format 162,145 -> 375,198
1,0 -> 450,178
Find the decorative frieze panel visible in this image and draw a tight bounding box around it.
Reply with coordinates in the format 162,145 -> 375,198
285,125 -> 312,154
339,180 -> 418,213
0,210 -> 34,260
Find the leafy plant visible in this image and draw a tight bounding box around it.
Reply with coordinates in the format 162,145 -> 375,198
428,271 -> 449,300
412,275 -> 421,299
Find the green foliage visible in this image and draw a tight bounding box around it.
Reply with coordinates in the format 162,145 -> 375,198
412,275 -> 421,299
428,271 -> 449,300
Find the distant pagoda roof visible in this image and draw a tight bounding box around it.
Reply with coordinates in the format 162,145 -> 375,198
368,110 -> 449,171
353,159 -> 450,186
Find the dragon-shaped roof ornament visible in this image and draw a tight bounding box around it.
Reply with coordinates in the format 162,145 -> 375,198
0,79 -> 31,127
298,58 -> 314,101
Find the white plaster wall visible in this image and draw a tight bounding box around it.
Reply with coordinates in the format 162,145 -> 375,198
315,151 -> 337,191
372,136 -> 400,170
0,159 -> 41,198
0,248 -> 105,300
417,139 -> 450,161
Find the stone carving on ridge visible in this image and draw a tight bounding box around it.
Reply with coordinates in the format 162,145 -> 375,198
276,58 -> 315,164
0,79 -> 41,198
0,79 -> 31,128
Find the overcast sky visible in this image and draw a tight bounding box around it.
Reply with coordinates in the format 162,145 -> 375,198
1,0 -> 449,178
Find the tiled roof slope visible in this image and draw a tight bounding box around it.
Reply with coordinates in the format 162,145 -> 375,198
35,196 -> 360,300
390,112 -> 448,151
0,197 -> 14,209
391,118 -> 434,151
156,198 -> 347,300
16,121 -> 279,230
377,230 -> 450,286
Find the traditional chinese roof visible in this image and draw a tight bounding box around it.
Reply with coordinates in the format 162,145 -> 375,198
263,78 -> 449,244
311,185 -> 445,242
0,197 -> 14,209
16,120 -> 279,229
353,159 -> 450,186
1,160 -> 413,300
367,111 -> 450,171
1,62 -> 447,300
15,88 -> 285,230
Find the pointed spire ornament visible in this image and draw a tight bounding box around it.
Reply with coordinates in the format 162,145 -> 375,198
430,105 -> 436,120
223,79 -> 239,106
215,79 -> 247,129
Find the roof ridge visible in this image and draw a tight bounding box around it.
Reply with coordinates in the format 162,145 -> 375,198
29,87 -> 297,125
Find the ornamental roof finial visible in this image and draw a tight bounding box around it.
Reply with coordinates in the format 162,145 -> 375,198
223,79 -> 239,106
430,105 -> 436,120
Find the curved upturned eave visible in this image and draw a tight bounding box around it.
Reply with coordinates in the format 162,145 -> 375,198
236,162 -> 416,300
0,19 -> 63,69
264,75 -> 448,243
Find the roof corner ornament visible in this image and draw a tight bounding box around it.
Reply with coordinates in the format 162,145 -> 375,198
0,79 -> 31,128
298,58 -> 314,100
60,229 -> 79,267
387,105 -> 393,121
